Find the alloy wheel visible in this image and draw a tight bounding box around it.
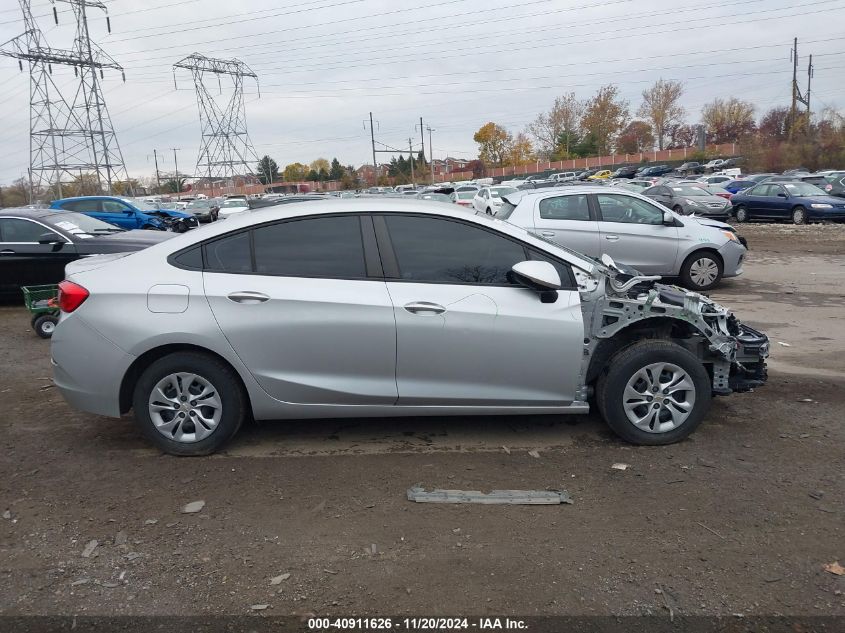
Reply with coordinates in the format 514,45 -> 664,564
148,372 -> 222,443
622,362 -> 696,433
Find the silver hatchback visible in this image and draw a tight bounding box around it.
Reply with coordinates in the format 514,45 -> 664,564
498,187 -> 746,291
51,199 -> 768,455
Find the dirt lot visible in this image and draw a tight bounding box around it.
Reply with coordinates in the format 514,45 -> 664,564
0,223 -> 843,621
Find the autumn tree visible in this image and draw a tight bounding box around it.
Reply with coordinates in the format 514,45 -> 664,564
473,122 -> 512,166
256,155 -> 279,184
637,79 -> 685,150
507,132 -> 536,166
758,107 -> 790,142
616,121 -> 655,154
701,98 -> 756,143
665,123 -> 698,149
309,158 -> 330,175
581,85 -> 629,156
0,178 -> 29,208
526,92 -> 584,159
282,162 -> 309,181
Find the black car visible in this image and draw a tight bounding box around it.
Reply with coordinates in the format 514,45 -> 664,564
0,208 -> 175,297
676,162 -> 703,175
184,199 -> 219,222
578,169 -> 599,180
610,165 -> 638,178
640,164 -> 673,177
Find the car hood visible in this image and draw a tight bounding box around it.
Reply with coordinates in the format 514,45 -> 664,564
151,209 -> 193,218
687,216 -> 732,230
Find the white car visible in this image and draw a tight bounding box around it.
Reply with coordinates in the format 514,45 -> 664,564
472,185 -> 519,215
549,172 -> 577,183
218,198 -> 250,219
703,159 -> 726,172
696,175 -> 732,186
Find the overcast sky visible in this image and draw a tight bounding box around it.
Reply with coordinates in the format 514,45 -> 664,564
0,0 -> 843,185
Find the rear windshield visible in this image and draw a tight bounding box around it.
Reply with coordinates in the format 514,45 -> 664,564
496,199 -> 517,220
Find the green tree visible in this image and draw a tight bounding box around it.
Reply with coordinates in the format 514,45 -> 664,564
306,169 -> 320,181
329,158 -> 345,180
256,155 -> 279,185
282,162 -> 309,181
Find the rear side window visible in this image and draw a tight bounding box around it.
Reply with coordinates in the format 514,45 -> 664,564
385,215 -> 525,285
172,246 -> 202,269
253,216 -> 366,278
538,195 -> 590,220
61,199 -> 99,212
0,218 -> 53,242
205,232 -> 252,273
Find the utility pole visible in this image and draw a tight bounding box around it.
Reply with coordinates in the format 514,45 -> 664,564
409,138 -> 415,185
153,149 -> 161,193
171,147 -> 180,198
806,54 -> 814,133
789,38 -> 811,138
367,112 -> 378,185
417,116 -> 425,166
427,125 -> 435,185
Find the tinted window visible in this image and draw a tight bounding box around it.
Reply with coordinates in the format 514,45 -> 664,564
496,200 -> 517,220
527,248 -> 575,288
253,216 -> 366,278
0,218 -> 57,242
173,246 -> 203,269
102,200 -> 132,213
385,215 -> 526,285
538,195 -> 590,220
61,199 -> 99,212
205,232 -> 252,273
597,194 -> 663,225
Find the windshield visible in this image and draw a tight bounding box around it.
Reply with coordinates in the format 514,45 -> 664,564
782,182 -> 826,196
490,187 -> 517,198
123,199 -> 159,211
456,191 -> 475,200
221,199 -> 248,208
46,212 -> 125,237
186,200 -> 210,209
672,186 -> 710,197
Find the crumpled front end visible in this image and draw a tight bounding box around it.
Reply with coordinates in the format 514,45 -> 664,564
578,265 -> 769,396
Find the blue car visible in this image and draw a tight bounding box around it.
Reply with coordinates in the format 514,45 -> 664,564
49,196 -> 198,232
730,181 -> 845,224
722,179 -> 755,194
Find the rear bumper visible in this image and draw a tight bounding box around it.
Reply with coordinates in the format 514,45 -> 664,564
51,314 -> 133,418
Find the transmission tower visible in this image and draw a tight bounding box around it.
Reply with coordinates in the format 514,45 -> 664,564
0,0 -> 130,197
173,54 -> 261,192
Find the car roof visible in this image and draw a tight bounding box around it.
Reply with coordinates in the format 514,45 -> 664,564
0,207 -> 62,219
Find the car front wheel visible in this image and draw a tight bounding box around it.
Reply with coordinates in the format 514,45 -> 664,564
596,340 -> 712,445
734,205 -> 749,223
679,251 -> 723,291
132,352 -> 246,455
792,206 -> 807,225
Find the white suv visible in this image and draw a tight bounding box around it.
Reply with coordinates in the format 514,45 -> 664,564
497,187 -> 747,291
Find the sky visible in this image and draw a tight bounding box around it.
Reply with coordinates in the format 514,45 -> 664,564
0,0 -> 843,185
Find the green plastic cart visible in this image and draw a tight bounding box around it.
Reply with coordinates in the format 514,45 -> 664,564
22,284 -> 60,339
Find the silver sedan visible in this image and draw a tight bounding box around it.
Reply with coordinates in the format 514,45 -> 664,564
51,199 -> 768,455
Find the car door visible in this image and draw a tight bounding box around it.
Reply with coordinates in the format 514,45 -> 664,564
473,189 -> 486,213
758,184 -> 790,219
594,193 -> 678,274
0,217 -> 77,289
202,213 -> 398,405
99,199 -> 140,229
531,193 -> 601,258
376,213 -> 584,406
644,186 -> 673,209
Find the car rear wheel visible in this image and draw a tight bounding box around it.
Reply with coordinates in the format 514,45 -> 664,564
679,251 -> 723,291
792,206 -> 807,225
596,340 -> 711,445
486,207 -> 493,215
132,352 -> 246,456
734,205 -> 748,223
33,314 -> 58,339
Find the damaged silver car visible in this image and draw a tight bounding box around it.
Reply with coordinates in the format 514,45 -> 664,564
51,199 -> 768,455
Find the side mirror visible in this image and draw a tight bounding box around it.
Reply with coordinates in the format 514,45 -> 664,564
662,210 -> 675,225
511,261 -> 561,290
38,232 -> 64,245
777,192 -> 787,198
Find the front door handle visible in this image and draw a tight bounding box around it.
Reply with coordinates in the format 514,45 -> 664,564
404,301 -> 446,315
0,249 -> 15,255
540,231 -> 555,237
227,291 -> 270,304
604,235 -> 620,241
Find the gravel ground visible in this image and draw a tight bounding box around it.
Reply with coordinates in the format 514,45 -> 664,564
0,223 -> 843,620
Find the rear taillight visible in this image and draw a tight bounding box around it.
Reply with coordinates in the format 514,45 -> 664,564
58,280 -> 89,313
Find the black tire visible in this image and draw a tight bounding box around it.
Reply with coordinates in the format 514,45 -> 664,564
132,352 -> 246,456
596,340 -> 712,446
734,205 -> 748,223
791,206 -> 807,225
33,314 -> 58,339
486,207 -> 493,216
678,250 -> 723,291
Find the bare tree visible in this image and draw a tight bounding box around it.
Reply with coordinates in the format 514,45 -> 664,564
581,85 -> 629,156
637,79 -> 685,150
526,93 -> 584,159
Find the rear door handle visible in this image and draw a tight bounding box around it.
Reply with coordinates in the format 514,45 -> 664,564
227,291 -> 270,304
604,235 -> 620,241
0,249 -> 15,255
540,231 -> 555,237
404,301 -> 446,315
